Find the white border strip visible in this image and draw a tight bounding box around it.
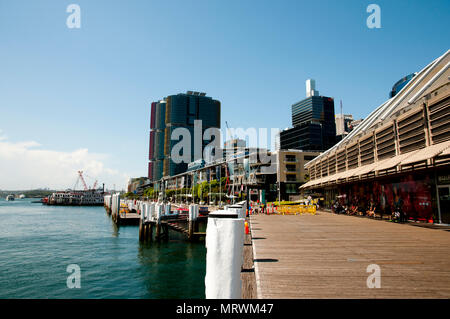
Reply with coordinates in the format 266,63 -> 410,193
250,216 -> 263,299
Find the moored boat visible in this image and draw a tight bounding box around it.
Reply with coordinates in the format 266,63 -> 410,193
45,189 -> 104,206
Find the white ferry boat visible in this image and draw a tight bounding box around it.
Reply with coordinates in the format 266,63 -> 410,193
45,189 -> 104,206
43,171 -> 105,206
6,195 -> 15,201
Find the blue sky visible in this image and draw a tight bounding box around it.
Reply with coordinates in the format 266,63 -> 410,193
0,0 -> 449,189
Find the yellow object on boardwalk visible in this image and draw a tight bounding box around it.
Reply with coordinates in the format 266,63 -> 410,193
119,206 -> 130,217
277,205 -> 316,215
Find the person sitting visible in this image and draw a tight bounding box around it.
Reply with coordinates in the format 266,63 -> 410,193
366,201 -> 376,218
348,205 -> 358,215
391,209 -> 400,222
332,201 -> 338,214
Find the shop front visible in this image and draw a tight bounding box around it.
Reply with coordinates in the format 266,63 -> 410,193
315,168 -> 450,224
437,172 -> 450,224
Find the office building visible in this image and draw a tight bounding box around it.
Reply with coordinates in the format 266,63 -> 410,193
279,79 -> 337,151
275,150 -> 320,201
335,114 -> 354,136
148,91 -> 221,182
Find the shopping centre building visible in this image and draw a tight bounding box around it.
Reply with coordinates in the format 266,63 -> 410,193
301,50 -> 450,224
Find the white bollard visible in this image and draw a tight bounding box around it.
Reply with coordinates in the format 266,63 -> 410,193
148,203 -> 155,222
228,203 -> 245,219
111,193 -> 120,216
104,195 -> 111,208
142,202 -> 146,218
141,203 -> 146,221
205,209 -> 245,299
155,204 -> 163,223
165,203 -> 171,215
189,204 -> 199,221
189,204 -> 195,221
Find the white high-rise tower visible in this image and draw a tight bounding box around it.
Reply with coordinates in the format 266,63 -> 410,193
306,79 -> 319,97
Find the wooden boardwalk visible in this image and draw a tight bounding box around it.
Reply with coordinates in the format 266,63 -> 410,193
112,212 -> 140,225
241,221 -> 257,299
250,211 -> 450,299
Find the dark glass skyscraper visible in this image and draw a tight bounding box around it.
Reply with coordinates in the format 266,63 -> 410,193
148,92 -> 221,181
280,122 -> 324,151
280,80 -> 337,151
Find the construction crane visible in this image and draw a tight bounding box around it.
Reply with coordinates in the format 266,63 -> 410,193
72,170 -> 99,190
78,171 -> 88,191
225,121 -> 236,141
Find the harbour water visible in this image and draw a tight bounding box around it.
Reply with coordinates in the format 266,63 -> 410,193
0,198 -> 206,298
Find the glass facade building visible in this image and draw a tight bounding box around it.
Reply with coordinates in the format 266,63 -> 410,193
280,122 -> 323,151
149,101 -> 166,182
280,95 -> 336,151
148,92 -> 221,182
292,96 -> 333,127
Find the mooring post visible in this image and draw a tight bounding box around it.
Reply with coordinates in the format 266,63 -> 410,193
228,201 -> 246,219
142,202 -> 149,242
111,193 -> 121,225
142,203 -> 148,242
104,195 -> 112,215
188,204 -> 198,241
205,207 -> 245,299
155,203 -> 162,241
146,202 -> 155,242
139,205 -> 145,242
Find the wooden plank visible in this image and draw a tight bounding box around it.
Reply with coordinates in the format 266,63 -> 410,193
251,211 -> 450,299
241,220 -> 257,299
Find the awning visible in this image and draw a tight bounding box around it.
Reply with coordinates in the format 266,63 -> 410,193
302,141 -> 450,190
438,144 -> 450,156
374,151 -> 418,172
300,176 -> 325,189
327,171 -> 347,184
357,162 -> 379,176
318,174 -> 333,185
300,179 -> 315,189
348,164 -> 373,178
401,140 -> 450,166
336,166 -> 359,180
313,176 -> 327,186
